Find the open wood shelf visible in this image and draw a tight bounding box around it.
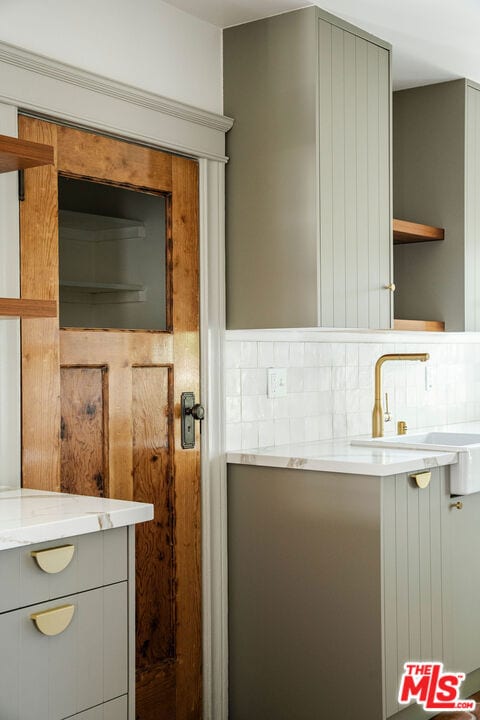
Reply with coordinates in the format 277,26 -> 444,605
393,219 -> 445,244
394,319 -> 445,332
0,133 -> 54,173
0,298 -> 57,319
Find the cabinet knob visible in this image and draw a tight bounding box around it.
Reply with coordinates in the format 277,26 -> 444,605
384,282 -> 396,292
451,501 -> 464,510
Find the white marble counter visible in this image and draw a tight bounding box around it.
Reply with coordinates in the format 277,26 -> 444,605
0,489 -> 153,551
227,439 -> 458,477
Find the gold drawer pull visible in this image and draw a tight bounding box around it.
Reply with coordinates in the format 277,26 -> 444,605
410,471 -> 431,489
31,604 -> 75,636
31,544 -> 75,574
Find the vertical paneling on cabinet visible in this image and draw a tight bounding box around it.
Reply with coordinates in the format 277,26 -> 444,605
224,7 -> 392,329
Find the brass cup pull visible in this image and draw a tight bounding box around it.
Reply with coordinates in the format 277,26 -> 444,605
31,604 -> 75,636
31,544 -> 75,574
410,471 -> 431,489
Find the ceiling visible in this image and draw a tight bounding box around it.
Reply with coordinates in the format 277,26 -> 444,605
161,0 -> 480,90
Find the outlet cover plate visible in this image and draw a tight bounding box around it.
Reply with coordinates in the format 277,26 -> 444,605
267,368 -> 287,398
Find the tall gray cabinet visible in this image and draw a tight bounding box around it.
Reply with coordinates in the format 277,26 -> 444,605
394,79 -> 480,330
224,7 -> 393,330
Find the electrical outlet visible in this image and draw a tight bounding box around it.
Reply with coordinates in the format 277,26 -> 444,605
267,368 -> 287,398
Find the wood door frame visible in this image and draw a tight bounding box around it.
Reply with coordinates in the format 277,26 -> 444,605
0,43 -> 230,720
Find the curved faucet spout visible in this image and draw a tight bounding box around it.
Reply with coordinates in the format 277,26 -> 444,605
372,353 -> 429,438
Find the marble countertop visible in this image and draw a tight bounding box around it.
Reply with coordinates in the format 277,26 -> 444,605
228,422 -> 480,476
0,489 -> 153,551
227,439 -> 458,476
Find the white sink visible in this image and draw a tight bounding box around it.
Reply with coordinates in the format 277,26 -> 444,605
353,432 -> 480,495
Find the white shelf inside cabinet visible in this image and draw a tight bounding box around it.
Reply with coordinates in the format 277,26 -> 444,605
60,281 -> 147,305
59,210 -> 146,242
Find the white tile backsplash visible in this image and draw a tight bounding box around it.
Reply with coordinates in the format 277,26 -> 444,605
225,332 -> 480,450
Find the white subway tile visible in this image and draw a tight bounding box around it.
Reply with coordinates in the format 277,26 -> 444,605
317,390 -> 333,414
242,396 -> 259,422
304,342 -> 322,367
359,343 -> 382,366
333,390 -> 347,414
346,388 -> 361,413
226,423 -> 242,451
258,420 -> 275,448
345,365 -> 359,390
240,341 -> 258,368
258,342 -> 274,368
304,416 -> 321,442
290,417 -> 306,442
333,414 -> 347,439
289,342 -> 305,367
273,396 -> 290,419
273,342 -> 290,366
331,343 -> 346,366
258,396 -> 274,420
241,422 -> 259,450
225,341 -> 242,369
241,368 -> 267,395
226,396 -> 241,423
318,414 -> 333,440
358,367 -> 372,389
274,418 -> 290,446
288,393 -> 307,418
304,367 -> 320,391
332,366 -> 346,390
287,367 -> 304,393
346,344 -> 358,366
317,343 -> 333,366
226,368 -> 241,397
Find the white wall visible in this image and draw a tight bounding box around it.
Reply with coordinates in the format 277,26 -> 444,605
0,0 -> 223,113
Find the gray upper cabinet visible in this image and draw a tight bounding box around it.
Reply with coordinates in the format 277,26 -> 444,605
394,79 -> 480,331
224,7 -> 392,330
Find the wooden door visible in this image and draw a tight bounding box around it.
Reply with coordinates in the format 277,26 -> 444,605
19,117 -> 201,719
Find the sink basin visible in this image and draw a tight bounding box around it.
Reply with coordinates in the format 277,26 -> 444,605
352,432 -> 480,495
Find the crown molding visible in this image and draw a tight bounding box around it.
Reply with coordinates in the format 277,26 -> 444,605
0,40 -> 233,162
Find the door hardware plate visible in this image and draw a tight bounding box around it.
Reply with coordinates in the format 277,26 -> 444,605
181,392 -> 196,449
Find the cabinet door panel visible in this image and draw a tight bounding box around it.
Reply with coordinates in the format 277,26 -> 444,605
318,20 -> 391,329
382,468 -> 449,716
448,490 -> 480,673
0,584 -> 127,720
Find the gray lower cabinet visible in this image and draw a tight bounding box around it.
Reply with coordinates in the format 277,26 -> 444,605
394,79 -> 480,330
228,464 -> 480,720
0,526 -> 134,720
224,7 -> 392,330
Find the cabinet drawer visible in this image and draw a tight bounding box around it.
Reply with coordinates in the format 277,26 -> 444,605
0,583 -> 128,720
64,695 -> 128,720
0,527 -> 127,613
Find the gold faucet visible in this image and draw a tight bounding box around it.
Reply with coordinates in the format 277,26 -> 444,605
372,353 -> 429,437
